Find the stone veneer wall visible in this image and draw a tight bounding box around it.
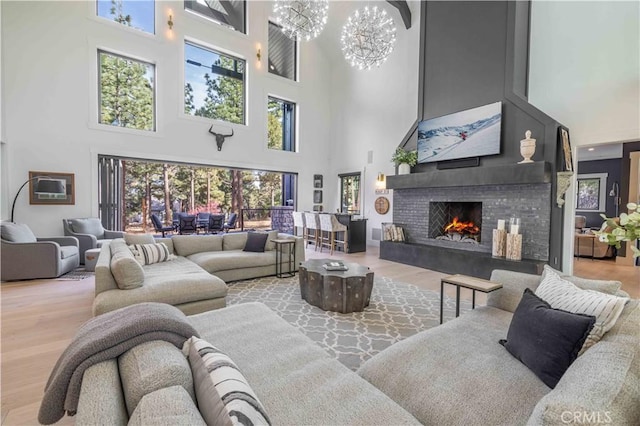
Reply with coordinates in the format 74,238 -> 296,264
271,206 -> 294,234
393,183 -> 551,261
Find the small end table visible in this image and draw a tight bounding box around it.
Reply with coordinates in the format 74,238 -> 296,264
84,248 -> 101,272
272,239 -> 296,278
440,274 -> 503,324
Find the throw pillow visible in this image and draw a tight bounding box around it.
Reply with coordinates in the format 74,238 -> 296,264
111,251 -> 145,289
185,336 -> 271,426
541,265 -> 621,295
70,218 -> 104,237
535,267 -> 629,353
124,233 -> 155,246
129,243 -> 173,266
0,222 -> 37,243
243,232 -> 269,253
499,289 -> 596,389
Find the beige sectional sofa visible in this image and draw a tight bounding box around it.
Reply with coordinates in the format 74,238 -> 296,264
93,231 -> 304,316
74,269 -> 639,425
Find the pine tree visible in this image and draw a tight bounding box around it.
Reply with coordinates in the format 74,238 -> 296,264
184,83 -> 195,114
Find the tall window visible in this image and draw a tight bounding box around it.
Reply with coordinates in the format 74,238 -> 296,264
96,0 -> 155,34
268,97 -> 296,151
185,42 -> 245,125
185,0 -> 246,34
99,50 -> 155,131
340,173 -> 361,214
268,21 -> 297,81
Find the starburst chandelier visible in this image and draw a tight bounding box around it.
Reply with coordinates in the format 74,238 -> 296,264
273,0 -> 329,42
341,6 -> 397,71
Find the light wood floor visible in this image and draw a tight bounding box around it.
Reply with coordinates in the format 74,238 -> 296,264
1,246 -> 637,425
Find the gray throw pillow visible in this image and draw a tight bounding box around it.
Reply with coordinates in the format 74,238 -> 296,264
110,252 -> 145,290
1,222 -> 37,243
70,218 -> 104,237
243,232 -> 269,253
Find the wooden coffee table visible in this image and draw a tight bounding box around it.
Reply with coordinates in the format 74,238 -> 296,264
299,259 -> 374,313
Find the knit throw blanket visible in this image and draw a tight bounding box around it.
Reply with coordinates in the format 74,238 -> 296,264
38,302 -> 200,425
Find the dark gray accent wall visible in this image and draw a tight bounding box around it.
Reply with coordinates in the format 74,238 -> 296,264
576,159 -> 622,228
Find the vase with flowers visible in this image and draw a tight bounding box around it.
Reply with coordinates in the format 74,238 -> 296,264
391,147 -> 418,175
595,203 -> 640,258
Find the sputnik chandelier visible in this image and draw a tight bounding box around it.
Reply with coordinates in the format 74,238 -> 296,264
341,6 -> 397,71
273,0 -> 329,42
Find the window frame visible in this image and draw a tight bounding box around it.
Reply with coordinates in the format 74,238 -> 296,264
267,95 -> 297,152
184,0 -> 247,35
183,40 -> 247,125
97,49 -> 157,132
575,173 -> 608,212
268,20 -> 298,81
95,0 -> 156,35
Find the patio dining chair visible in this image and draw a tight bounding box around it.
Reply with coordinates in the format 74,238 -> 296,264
178,215 -> 198,235
208,214 -> 225,234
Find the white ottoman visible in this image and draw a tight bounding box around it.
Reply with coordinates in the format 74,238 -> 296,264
84,248 -> 101,272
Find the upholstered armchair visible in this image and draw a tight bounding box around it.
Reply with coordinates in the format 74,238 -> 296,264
1,222 -> 79,281
63,218 -> 124,264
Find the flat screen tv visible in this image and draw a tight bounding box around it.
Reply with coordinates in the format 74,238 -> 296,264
417,101 -> 502,164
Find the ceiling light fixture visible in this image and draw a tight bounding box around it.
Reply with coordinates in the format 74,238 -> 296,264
273,0 -> 329,42
341,6 -> 397,71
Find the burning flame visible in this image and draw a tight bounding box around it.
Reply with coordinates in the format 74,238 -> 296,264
444,217 -> 479,235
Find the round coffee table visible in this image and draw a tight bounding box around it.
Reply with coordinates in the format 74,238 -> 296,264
298,259 -> 374,313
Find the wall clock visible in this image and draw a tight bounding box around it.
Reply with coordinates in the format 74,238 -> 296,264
375,196 -> 390,215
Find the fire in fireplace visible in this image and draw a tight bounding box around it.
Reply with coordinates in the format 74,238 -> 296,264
429,201 -> 482,244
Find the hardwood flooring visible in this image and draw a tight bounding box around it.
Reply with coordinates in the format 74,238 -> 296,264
1,245 -> 637,425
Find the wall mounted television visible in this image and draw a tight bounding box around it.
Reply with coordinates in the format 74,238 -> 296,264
417,101 -> 502,164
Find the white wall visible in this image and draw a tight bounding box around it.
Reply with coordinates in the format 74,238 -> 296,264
1,0 -> 333,235
326,1 -> 421,245
529,0 -> 640,147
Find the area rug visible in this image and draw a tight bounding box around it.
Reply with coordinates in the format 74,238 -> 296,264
227,275 -> 471,370
55,269 -> 95,281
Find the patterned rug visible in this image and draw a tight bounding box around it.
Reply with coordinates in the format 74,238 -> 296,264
55,268 -> 95,281
227,275 -> 470,370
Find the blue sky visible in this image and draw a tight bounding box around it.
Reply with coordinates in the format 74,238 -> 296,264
97,0 -> 155,34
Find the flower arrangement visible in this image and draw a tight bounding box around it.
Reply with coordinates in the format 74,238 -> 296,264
391,147 -> 418,167
595,203 -> 640,257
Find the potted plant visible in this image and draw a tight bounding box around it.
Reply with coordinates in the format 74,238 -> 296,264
391,147 -> 418,175
595,203 -> 640,257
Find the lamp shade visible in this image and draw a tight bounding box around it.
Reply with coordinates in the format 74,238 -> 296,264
34,179 -> 65,194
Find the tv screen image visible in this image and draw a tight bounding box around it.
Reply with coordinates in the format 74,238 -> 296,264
417,101 -> 502,164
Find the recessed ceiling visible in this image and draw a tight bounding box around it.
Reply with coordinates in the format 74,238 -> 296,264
576,143 -> 623,161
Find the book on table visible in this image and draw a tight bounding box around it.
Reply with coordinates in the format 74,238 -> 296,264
322,261 -> 348,271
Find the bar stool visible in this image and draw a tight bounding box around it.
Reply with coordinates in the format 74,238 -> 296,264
292,211 -> 306,242
304,212 -> 320,251
319,213 -> 348,255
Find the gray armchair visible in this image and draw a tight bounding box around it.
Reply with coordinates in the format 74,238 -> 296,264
1,222 -> 80,281
63,218 -> 124,264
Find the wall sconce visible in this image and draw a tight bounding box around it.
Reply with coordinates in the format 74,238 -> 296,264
376,172 -> 386,189
257,48 -> 261,62
168,12 -> 174,30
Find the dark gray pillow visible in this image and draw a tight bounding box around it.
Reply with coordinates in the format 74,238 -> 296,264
243,232 -> 269,253
499,289 -> 596,389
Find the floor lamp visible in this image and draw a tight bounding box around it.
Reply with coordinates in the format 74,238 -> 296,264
10,176 -> 65,223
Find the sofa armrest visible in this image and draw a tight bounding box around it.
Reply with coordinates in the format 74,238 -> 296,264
104,230 -> 125,239
38,236 -> 79,247
75,360 -> 128,426
487,269 -> 542,313
1,240 -> 62,280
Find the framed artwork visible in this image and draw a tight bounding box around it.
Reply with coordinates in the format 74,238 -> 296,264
576,173 -> 608,212
559,126 -> 573,172
313,190 -> 323,204
29,171 -> 75,205
313,174 -> 323,188
313,205 -> 323,212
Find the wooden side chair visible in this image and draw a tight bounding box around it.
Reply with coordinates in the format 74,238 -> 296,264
303,212 -> 320,251
319,213 -> 348,255
292,211 -> 306,242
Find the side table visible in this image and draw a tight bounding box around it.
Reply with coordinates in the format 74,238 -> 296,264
440,274 -> 502,324
272,239 -> 296,278
84,248 -> 101,272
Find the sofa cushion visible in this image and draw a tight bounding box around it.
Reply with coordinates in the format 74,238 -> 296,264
264,230 -> 279,251
185,336 -> 271,426
357,306 -> 550,425
535,267 -> 629,352
499,289 -> 595,389
222,233 -> 248,251
187,250 -> 276,274
128,386 -> 206,426
110,240 -> 145,290
1,222 -> 37,243
487,269 -> 543,313
243,232 -> 269,253
119,341 -> 195,415
129,243 -> 172,265
172,235 -> 222,257
60,245 -> 78,259
541,265 -> 621,295
124,233 -> 155,246
70,218 -> 105,238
